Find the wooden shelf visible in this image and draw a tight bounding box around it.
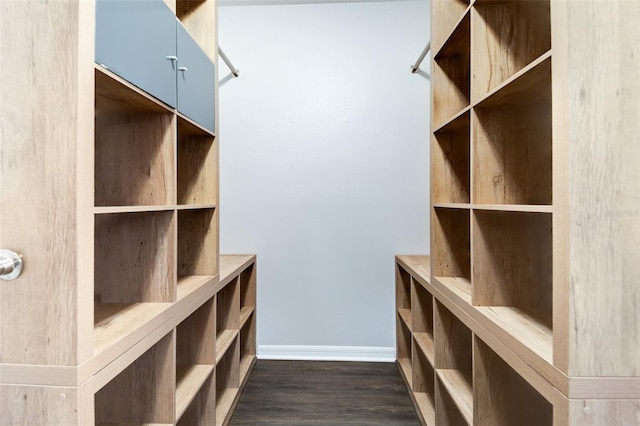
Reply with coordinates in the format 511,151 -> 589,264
177,118 -> 217,206
412,282 -> 434,335
240,355 -> 256,383
412,343 -> 436,423
176,204 -> 217,211
397,318 -> 412,384
398,308 -> 412,330
472,204 -> 553,214
471,0 -> 550,101
437,369 -> 473,425
396,264 -> 412,311
414,392 -> 436,426
177,275 -> 216,300
432,208 -> 470,279
178,209 -> 217,277
397,357 -> 413,388
216,329 -> 239,365
95,205 -> 176,215
240,307 -> 254,329
433,110 -> 470,204
94,303 -> 171,356
432,277 -> 471,304
215,387 -> 239,426
216,338 -> 240,426
433,1 -> 470,55
414,332 -> 435,367
175,364 -> 215,422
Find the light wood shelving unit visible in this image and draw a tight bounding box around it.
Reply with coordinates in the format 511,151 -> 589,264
398,1 -> 640,424
0,0 -> 258,424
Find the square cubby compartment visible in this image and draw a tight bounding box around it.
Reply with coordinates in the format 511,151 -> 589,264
412,338 -> 436,424
472,58 -> 552,206
216,279 -> 240,361
412,283 -> 434,363
473,210 -> 552,359
433,12 -> 470,127
178,208 -> 217,277
432,208 -> 471,293
435,301 -> 472,425
433,111 -> 470,204
178,117 -> 217,206
240,312 -> 256,381
95,332 -> 174,425
175,298 -> 215,421
176,374 -> 215,426
396,264 -> 412,329
474,336 -> 552,425
471,0 -> 550,100
216,337 -> 240,426
95,211 -> 176,304
239,263 -> 256,314
95,69 -> 175,207
432,0 -> 470,54
397,316 -> 412,381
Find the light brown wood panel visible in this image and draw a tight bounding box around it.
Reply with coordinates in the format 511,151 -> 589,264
568,399 -> 640,425
432,112 -> 470,204
433,14 -> 470,128
0,385 -> 92,426
396,264 -> 412,310
434,301 -> 471,380
216,278 -> 240,337
472,210 -> 552,328
177,120 -> 217,205
177,0 -> 217,61
177,374 -> 216,426
412,282 -> 434,335
474,336 -> 552,426
216,337 -> 240,424
177,297 -> 216,368
240,313 -> 257,361
95,109 -> 175,207
397,317 -> 412,362
239,264 -> 256,309
471,1 -> 550,101
437,369 -> 472,425
412,339 -> 435,396
178,208 -> 217,276
432,0 -> 470,55
552,0 -> 640,378
432,208 -> 470,278
435,378 -> 468,426
472,85 -> 552,205
0,0 -> 94,365
95,211 -> 176,303
95,331 -> 175,425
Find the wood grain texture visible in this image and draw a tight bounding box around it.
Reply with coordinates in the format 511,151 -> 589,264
177,124 -> 217,205
432,208 -> 470,278
216,278 -> 240,334
561,0 -> 640,378
178,208 -> 217,276
432,114 -> 470,204
219,255 -> 256,287
412,282 -> 434,335
434,301 -> 471,378
472,82 -> 552,205
95,332 -> 175,425
240,313 -> 256,360
436,369 -> 472,425
435,377 -> 468,426
239,264 -> 256,310
0,0 -> 94,365
472,210 -> 552,329
568,399 -> 640,426
432,0 -> 470,56
177,373 -> 216,426
216,337 -> 240,422
397,264 -> 412,310
95,211 -> 176,303
471,1 -> 550,101
0,385 -> 87,426
176,297 -> 215,367
473,336 -> 552,426
397,316 -> 412,362
231,361 -> 419,426
175,364 -> 215,421
412,339 -> 435,397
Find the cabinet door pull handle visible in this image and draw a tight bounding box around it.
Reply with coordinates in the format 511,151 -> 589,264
178,66 -> 188,72
166,56 -> 177,61
0,249 -> 23,281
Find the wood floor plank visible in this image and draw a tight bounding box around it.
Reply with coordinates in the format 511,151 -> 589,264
230,360 -> 420,425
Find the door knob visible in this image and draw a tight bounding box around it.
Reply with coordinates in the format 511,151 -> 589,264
0,249 -> 23,280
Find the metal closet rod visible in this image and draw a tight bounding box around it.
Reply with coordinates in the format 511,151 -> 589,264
218,47 -> 239,77
410,41 -> 430,73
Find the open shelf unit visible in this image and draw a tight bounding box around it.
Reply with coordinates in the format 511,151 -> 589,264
400,1 -> 640,424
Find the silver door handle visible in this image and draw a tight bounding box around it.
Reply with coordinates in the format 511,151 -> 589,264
0,249 -> 23,280
178,66 -> 188,72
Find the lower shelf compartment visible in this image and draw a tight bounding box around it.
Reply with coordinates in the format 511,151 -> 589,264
175,364 -> 215,422
437,369 -> 472,425
216,329 -> 239,364
414,391 -> 436,426
215,387 -> 239,426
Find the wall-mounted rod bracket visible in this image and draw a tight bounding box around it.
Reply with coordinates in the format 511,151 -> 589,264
218,47 -> 239,78
410,41 -> 431,73
0,249 -> 23,281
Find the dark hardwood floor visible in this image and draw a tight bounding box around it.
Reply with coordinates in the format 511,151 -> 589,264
230,360 -> 419,425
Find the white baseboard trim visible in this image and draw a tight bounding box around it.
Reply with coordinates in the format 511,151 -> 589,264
257,345 -> 396,362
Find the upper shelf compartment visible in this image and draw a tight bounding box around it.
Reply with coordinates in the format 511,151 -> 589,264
471,0 -> 551,101
433,12 -> 471,128
432,0 -> 470,55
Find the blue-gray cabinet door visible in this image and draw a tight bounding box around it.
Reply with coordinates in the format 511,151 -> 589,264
96,0 -> 177,108
177,23 -> 215,132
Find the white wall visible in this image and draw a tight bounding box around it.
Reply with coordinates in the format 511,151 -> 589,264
218,0 -> 430,361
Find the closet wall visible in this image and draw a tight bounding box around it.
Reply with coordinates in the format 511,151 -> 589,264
218,0 -> 431,359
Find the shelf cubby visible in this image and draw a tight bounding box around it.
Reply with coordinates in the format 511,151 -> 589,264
472,210 -> 552,328
175,298 -> 215,421
412,282 -> 434,363
412,338 -> 436,425
435,301 -> 473,424
216,337 -> 240,426
95,331 -> 175,425
176,374 -> 216,426
432,207 -> 470,283
436,375 -> 470,426
474,336 -> 552,425
471,0 -> 551,101
95,211 -> 176,304
240,311 -> 256,381
95,68 -> 175,208
177,117 -> 217,206
178,208 -> 218,276
432,0 -> 470,55
216,278 -> 240,361
433,13 -> 470,128
396,264 -> 412,322
397,315 -> 413,383
433,110 -> 470,204
472,58 -> 552,206
239,263 -> 256,310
